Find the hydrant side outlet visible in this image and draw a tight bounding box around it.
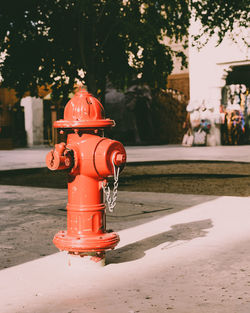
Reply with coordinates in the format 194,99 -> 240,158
46,89 -> 126,261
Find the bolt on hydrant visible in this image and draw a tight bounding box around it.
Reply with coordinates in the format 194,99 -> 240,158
46,89 -> 126,264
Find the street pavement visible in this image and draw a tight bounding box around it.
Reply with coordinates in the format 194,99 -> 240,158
0,144 -> 250,170
0,144 -> 250,312
1,192 -> 250,313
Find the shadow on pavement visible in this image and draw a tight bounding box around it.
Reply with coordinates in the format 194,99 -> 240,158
106,219 -> 213,264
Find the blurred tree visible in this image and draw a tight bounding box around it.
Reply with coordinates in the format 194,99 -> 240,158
0,0 -> 248,99
191,0 -> 249,48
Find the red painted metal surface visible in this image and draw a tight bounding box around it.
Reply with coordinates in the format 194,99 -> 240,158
46,89 -> 126,259
53,89 -> 114,129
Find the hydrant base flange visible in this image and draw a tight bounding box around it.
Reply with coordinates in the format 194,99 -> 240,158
53,231 -> 120,252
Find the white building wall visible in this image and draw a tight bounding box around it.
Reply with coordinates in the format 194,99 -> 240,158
20,96 -> 44,146
188,21 -> 250,145
189,22 -> 249,106
163,37 -> 189,75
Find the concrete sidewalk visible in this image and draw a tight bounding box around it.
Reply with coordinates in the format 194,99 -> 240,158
0,144 -> 250,170
1,194 -> 250,313
0,185 -> 217,270
0,144 -> 250,312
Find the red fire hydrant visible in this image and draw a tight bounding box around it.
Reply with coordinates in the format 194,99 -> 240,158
46,89 -> 126,263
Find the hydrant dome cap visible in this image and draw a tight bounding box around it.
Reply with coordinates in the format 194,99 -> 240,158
54,89 -> 114,129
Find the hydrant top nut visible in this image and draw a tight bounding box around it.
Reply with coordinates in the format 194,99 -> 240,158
53,89 -> 115,129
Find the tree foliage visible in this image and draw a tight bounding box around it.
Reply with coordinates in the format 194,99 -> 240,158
191,0 -> 250,48
0,0 -> 248,99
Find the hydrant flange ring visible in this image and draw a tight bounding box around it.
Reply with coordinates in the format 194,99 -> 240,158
53,231 -> 120,252
53,119 -> 115,129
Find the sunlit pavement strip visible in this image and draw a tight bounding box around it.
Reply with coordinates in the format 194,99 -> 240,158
0,145 -> 250,170
1,196 -> 250,313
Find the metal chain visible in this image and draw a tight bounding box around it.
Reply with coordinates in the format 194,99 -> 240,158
102,158 -> 120,212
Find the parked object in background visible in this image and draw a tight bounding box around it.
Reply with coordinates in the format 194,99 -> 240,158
193,128 -> 207,146
182,129 -> 194,147
186,98 -> 225,146
190,110 -> 201,129
200,119 -> 211,133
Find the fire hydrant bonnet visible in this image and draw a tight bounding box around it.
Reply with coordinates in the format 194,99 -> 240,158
54,89 -> 115,129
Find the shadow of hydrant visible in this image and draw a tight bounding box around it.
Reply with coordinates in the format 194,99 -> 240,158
106,219 -> 213,264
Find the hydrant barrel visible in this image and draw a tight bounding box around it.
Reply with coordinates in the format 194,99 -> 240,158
46,89 -> 126,262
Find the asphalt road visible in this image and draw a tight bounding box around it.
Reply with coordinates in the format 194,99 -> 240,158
0,161 -> 250,196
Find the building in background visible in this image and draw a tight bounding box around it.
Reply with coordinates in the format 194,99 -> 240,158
1,20 -> 249,148
166,38 -> 189,100
187,21 -> 249,146
20,96 -> 44,147
0,87 -> 49,149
